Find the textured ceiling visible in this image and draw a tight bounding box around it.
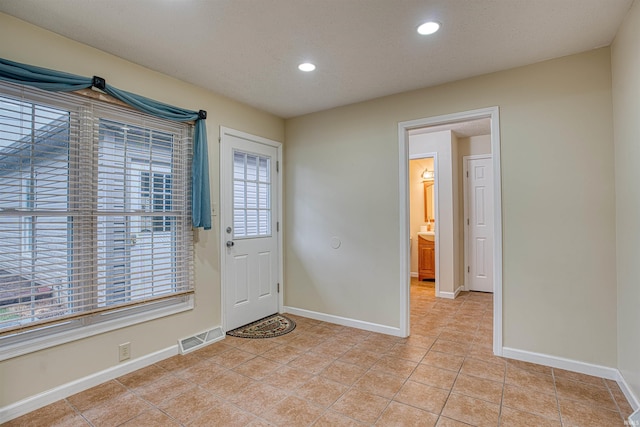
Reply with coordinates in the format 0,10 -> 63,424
0,0 -> 633,118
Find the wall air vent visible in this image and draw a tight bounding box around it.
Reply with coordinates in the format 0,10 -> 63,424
178,327 -> 224,354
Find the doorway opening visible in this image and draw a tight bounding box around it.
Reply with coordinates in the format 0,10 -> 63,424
398,107 -> 503,356
409,154 -> 438,294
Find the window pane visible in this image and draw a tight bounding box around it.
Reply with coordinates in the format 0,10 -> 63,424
97,119 -> 178,304
0,216 -> 73,327
258,184 -> 269,209
233,152 -> 245,180
246,155 -> 257,181
246,182 -> 257,209
0,93 -> 73,329
259,210 -> 270,235
258,157 -> 269,183
232,149 -> 272,239
0,82 -> 194,347
233,181 -> 245,209
233,209 -> 246,237
246,209 -> 258,236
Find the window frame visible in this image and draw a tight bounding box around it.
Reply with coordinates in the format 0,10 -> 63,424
0,82 -> 194,361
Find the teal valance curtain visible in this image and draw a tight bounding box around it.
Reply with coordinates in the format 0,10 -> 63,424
0,57 -> 211,230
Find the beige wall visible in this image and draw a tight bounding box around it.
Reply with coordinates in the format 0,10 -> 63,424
409,158 -> 433,275
0,13 -> 284,407
612,0 -> 640,400
285,48 -> 617,366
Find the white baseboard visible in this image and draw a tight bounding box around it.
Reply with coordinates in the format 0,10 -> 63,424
437,291 -> 455,299
283,306 -> 403,337
502,347 -> 619,379
437,286 -> 463,299
615,370 -> 640,412
454,285 -> 463,298
629,409 -> 640,425
503,346 -> 640,416
410,272 -> 418,278
0,345 -> 178,424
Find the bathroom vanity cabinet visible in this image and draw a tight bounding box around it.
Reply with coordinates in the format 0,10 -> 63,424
418,234 -> 435,280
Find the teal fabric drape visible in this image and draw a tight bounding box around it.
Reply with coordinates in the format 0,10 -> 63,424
0,57 -> 211,229
0,57 -> 91,91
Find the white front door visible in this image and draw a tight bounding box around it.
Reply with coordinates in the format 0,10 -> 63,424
221,128 -> 281,331
465,156 -> 494,293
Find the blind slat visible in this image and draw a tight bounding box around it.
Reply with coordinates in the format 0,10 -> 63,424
0,81 -> 193,337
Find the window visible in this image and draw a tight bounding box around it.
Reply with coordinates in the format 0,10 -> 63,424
233,150 -> 271,239
0,82 -> 193,356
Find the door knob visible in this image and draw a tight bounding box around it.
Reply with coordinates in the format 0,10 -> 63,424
226,241 -> 235,248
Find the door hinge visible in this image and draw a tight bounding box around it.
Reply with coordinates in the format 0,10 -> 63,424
276,161 -> 279,173
277,283 -> 280,293
467,218 -> 469,225
466,171 -> 469,178
218,137 -> 221,143
467,266 -> 470,273
277,222 -> 280,232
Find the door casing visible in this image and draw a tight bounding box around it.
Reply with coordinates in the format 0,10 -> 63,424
398,106 -> 503,356
219,127 -> 284,332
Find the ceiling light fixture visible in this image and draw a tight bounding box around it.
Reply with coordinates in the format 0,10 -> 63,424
417,21 -> 440,35
298,62 -> 316,72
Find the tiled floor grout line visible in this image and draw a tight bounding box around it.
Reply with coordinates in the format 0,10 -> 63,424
495,352 -> 507,427
551,368 -> 565,427
8,284 -> 631,426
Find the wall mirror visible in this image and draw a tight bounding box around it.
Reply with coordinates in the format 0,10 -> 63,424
424,181 -> 434,222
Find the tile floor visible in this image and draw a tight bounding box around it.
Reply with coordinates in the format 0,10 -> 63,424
7,279 -> 634,426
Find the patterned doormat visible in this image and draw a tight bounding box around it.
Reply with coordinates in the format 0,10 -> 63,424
226,314 -> 296,339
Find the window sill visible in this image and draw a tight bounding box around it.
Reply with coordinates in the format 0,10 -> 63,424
0,296 -> 194,362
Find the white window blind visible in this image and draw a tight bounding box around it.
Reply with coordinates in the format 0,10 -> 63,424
233,150 -> 271,239
0,82 -> 193,345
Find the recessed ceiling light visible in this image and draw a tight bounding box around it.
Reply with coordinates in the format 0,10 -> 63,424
298,62 -> 316,72
417,21 -> 440,35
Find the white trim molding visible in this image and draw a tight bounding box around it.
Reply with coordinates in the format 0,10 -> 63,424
283,306 -> 403,337
438,285 -> 464,300
437,291 -> 456,299
502,347 -> 619,379
503,346 -> 640,414
617,375 -> 640,413
0,345 -> 179,424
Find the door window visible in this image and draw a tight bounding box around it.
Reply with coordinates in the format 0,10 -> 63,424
232,150 -> 271,239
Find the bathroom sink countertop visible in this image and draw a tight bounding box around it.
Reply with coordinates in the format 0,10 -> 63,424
417,231 -> 435,241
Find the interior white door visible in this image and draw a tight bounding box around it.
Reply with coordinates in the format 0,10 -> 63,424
222,130 -> 280,331
465,156 -> 494,293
